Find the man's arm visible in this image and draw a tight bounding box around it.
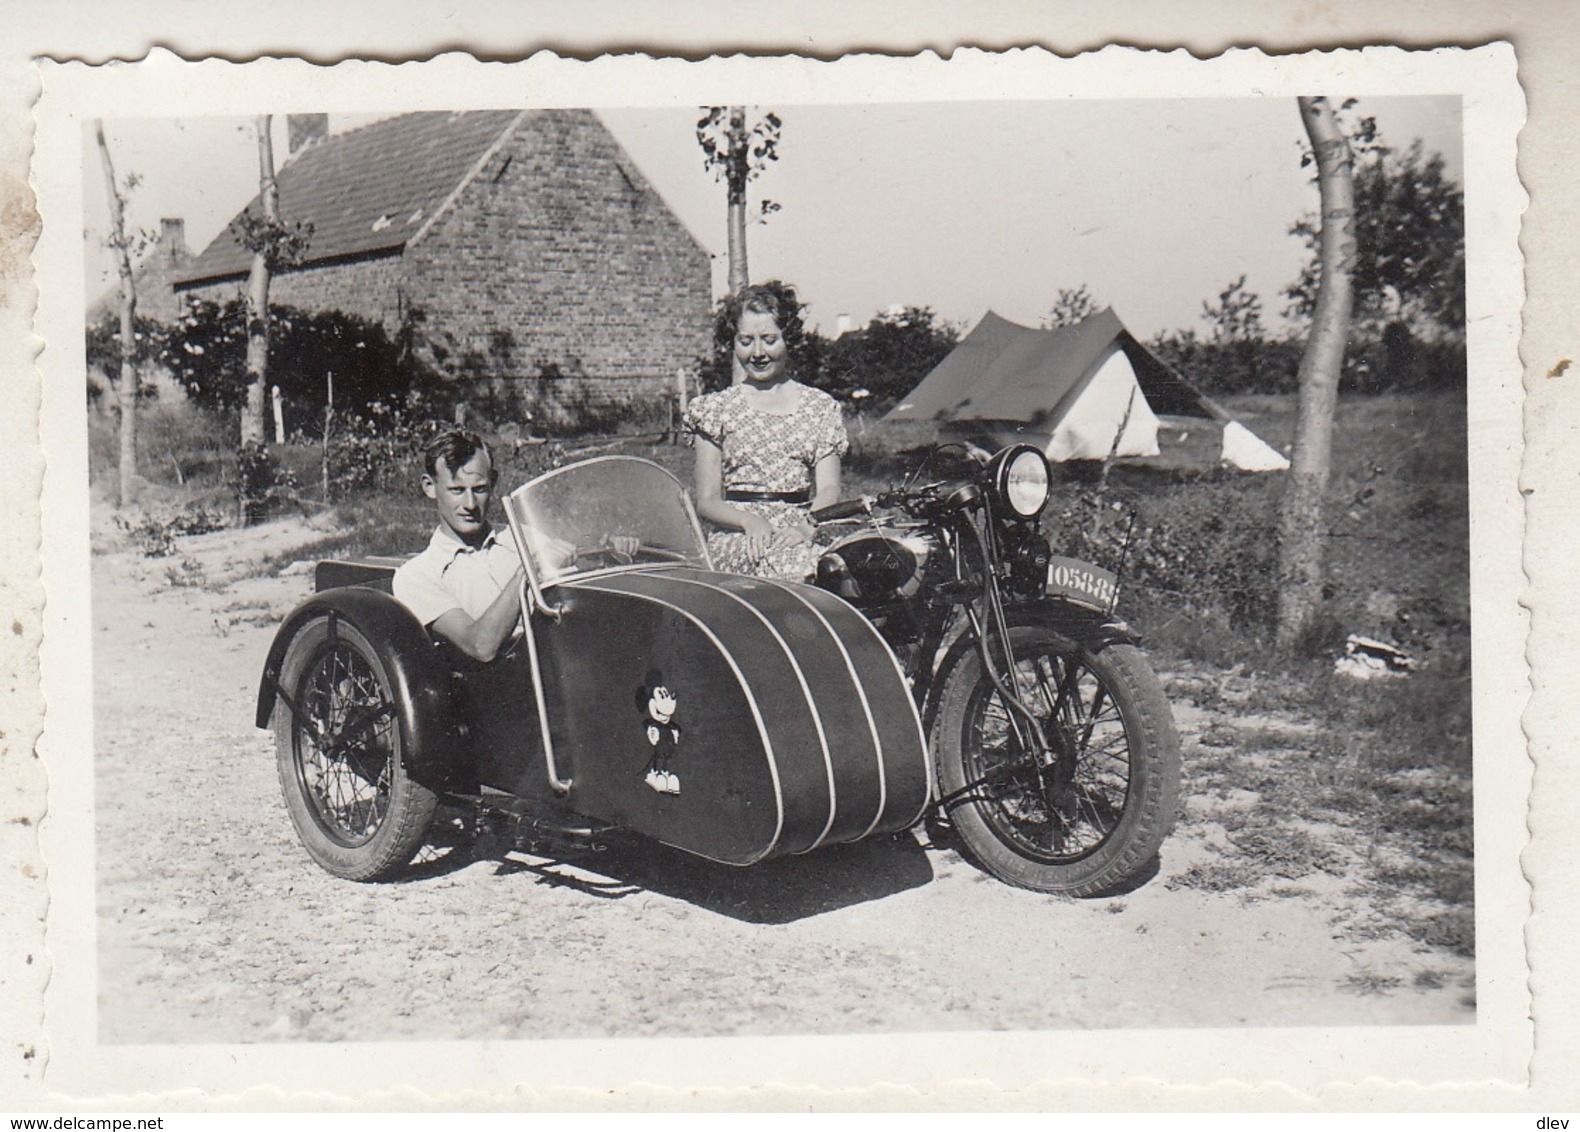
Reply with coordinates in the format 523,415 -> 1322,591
428,565 -> 525,663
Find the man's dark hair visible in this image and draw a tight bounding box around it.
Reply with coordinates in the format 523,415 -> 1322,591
422,427 -> 493,478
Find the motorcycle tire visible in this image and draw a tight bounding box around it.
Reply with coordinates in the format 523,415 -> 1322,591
272,614 -> 439,881
931,625 -> 1180,896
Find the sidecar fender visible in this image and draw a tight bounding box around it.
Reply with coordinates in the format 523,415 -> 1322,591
256,586 -> 458,789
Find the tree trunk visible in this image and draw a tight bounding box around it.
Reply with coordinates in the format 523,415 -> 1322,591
1275,97 -> 1356,652
94,121 -> 138,508
242,115 -> 278,446
725,106 -> 750,296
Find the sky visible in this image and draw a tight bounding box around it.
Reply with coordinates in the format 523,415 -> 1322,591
82,96 -> 1462,341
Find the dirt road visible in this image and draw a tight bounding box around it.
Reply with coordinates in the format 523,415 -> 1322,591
92,517 -> 1474,1043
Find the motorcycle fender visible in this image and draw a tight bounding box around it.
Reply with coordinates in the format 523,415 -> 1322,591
1011,599 -> 1139,649
255,587 -> 458,788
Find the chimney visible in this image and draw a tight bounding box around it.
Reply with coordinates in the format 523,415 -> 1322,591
159,217 -> 186,264
287,114 -> 329,154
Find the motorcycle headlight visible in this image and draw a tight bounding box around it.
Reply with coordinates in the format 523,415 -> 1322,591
989,445 -> 1051,520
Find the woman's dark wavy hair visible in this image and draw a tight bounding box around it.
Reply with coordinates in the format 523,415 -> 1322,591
704,281 -> 807,392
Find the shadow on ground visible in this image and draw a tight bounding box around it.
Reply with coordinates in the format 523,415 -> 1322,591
400,810 -> 938,924
496,829 -> 936,924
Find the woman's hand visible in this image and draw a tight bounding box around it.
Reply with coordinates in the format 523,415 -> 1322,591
740,513 -> 783,560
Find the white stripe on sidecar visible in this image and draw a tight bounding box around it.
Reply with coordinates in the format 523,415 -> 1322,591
750,578 -> 887,846
651,572 -> 840,854
572,577 -> 786,865
772,580 -> 933,829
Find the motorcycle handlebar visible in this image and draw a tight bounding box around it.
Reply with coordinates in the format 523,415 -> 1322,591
814,482 -> 968,523
810,498 -> 871,523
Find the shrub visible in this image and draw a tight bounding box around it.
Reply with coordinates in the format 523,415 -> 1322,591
1045,473 -> 1282,632
232,441 -> 298,525
1148,326 -> 1465,397
319,404 -> 430,496
136,401 -> 234,488
114,506 -> 229,557
158,298 -> 447,424
1149,330 -> 1303,396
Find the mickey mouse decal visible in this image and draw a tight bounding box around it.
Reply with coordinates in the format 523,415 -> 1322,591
636,669 -> 682,795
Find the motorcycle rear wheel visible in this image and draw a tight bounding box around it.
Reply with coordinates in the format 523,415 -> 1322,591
932,626 -> 1180,896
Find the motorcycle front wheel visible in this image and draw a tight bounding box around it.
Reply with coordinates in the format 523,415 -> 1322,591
931,625 -> 1180,896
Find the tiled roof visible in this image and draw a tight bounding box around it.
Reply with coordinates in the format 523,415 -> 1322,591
175,110 -> 525,286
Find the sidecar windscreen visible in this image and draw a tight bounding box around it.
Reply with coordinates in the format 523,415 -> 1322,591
504,456 -> 711,586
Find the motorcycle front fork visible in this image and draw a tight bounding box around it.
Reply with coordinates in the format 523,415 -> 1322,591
962,602 -> 1057,767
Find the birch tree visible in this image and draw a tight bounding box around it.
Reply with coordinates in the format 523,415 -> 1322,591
93,121 -> 141,508
1275,96 -> 1356,652
230,116 -> 312,449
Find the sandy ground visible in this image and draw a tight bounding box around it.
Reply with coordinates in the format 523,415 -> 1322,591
91,514 -> 1474,1042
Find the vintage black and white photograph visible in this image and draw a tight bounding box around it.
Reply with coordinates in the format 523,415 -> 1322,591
29,47 -> 1528,1096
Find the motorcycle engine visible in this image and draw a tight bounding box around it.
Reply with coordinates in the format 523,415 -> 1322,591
816,533 -> 926,605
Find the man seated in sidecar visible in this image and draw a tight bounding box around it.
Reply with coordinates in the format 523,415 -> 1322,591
391,428 -> 527,664
392,427 -> 641,663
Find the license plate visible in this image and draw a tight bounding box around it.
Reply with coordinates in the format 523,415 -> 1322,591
1045,556 -> 1118,612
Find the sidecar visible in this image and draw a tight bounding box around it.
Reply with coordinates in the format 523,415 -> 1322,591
257,455 -> 931,881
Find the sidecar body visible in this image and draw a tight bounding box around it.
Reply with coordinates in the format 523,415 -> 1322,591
258,456 -> 931,877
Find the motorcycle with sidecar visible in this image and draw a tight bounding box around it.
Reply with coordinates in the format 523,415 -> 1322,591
257,446 -> 1180,895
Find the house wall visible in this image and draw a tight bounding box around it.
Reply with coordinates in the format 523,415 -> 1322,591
401,108 -> 712,413
174,110 -> 712,420
176,254 -> 405,331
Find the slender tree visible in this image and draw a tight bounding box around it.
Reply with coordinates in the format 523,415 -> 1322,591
696,106 -> 782,295
94,121 -> 140,508
1275,96 -> 1356,652
240,115 -> 279,445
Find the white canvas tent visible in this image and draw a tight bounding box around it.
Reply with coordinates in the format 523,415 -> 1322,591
886,308 -> 1289,472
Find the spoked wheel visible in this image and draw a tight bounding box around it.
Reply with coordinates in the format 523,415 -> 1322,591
272,615 -> 438,881
932,625 -> 1180,896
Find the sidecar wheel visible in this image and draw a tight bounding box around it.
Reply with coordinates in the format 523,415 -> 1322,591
932,627 -> 1180,897
272,614 -> 438,881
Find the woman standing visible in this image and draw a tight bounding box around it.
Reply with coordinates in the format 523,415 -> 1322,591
684,281 -> 848,581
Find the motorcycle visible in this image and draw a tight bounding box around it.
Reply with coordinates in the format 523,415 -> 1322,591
257,445 -> 1178,897
808,443 -> 1181,895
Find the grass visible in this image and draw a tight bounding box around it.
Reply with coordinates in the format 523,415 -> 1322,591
1341,971 -> 1406,996
1126,392 -> 1474,956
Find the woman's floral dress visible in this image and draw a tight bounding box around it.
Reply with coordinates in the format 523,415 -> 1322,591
684,382 -> 849,580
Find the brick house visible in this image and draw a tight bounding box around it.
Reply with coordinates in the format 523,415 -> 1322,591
174,110 -> 712,420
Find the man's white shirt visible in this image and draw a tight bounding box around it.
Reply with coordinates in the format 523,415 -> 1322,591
392,524 -> 522,628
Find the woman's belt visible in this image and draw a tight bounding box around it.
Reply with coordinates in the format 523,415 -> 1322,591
725,489 -> 811,505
